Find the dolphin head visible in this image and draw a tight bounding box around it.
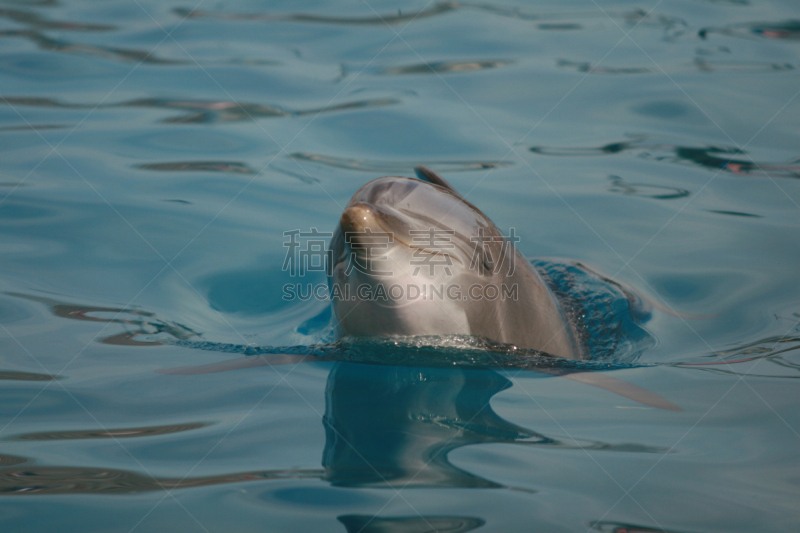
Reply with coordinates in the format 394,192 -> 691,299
329,176 -> 512,339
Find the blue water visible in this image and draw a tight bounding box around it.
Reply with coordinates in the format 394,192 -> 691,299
1,0 -> 799,531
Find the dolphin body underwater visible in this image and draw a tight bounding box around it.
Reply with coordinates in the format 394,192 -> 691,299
155,167 -> 680,411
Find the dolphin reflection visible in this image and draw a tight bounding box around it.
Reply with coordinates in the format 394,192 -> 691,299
0,362 -> 670,496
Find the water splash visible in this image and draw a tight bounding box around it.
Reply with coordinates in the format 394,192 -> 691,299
166,334 -> 644,373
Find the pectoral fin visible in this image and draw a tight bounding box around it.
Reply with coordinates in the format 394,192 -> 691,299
559,371 -> 682,411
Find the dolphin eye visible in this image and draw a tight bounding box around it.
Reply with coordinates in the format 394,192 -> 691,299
362,179 -> 414,205
482,255 -> 494,275
373,204 -> 413,238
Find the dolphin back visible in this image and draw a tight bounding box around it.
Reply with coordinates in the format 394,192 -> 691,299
414,166 -> 461,197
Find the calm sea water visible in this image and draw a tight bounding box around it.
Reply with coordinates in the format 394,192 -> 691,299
1,0 -> 799,531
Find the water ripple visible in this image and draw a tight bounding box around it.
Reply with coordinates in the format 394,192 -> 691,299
339,515 -> 485,533
0,455 -> 25,467
608,175 -> 691,200
0,29 -> 184,64
0,370 -> 58,381
531,137 -> 800,179
174,4 -> 681,35
0,123 -> 67,132
557,59 -> 652,75
136,161 -> 256,175
0,6 -> 115,31
591,521 -> 687,533
0,465 -> 325,495
0,96 -> 400,124
4,292 -> 199,346
700,19 -> 800,40
693,57 -> 795,73
290,153 -> 510,173
677,335 -> 800,377
9,422 -> 211,441
380,60 -> 512,75
173,3 -> 459,26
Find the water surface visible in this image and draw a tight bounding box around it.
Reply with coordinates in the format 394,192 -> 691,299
1,1 -> 799,532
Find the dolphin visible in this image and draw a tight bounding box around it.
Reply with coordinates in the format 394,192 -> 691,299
328,166 -> 582,359
146,167 -> 680,410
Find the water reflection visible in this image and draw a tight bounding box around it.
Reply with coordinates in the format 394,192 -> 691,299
0,6 -> 113,31
10,422 -> 211,441
591,520 -> 688,533
678,335 -> 800,377
0,0 -> 58,7
5,292 -> 198,346
290,153 -> 510,173
693,57 -> 795,73
0,455 -> 26,467
322,363 -> 671,490
175,4 -> 677,35
0,370 -> 58,381
8,277 -> 677,412
531,138 -> 800,179
173,3 -> 459,26
0,361 -> 670,496
323,364 -> 527,489
700,19 -> 800,40
0,96 -> 399,124
130,97 -> 398,123
608,175 -> 690,200
0,29 -> 183,64
381,60 -> 512,75
0,464 -> 325,495
125,98 -> 291,123
15,287 -> 796,381
538,23 -> 582,31
623,9 -> 689,41
136,161 -> 255,175
705,210 -> 762,218
338,514 -> 484,533
158,337 -> 685,420
0,123 -> 66,132
2,293 -> 675,497
0,0 -> 172,66
557,60 -> 651,75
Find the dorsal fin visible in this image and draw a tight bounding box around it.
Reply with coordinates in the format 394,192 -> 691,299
414,166 -> 461,197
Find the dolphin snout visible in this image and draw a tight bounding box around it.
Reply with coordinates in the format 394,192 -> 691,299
341,202 -> 415,254
340,203 -> 376,234
340,203 -> 387,256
